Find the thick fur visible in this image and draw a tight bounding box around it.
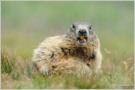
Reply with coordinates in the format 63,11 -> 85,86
32,23 -> 102,76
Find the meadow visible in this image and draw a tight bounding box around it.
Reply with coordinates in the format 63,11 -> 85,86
1,1 -> 134,89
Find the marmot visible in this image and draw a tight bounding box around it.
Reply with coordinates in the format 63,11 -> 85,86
32,22 -> 102,76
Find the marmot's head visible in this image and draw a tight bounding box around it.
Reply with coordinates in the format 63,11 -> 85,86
68,22 -> 93,46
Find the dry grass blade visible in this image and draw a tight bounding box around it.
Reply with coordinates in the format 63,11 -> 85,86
1,50 -> 15,73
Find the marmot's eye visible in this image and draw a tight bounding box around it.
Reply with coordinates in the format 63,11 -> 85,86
71,24 -> 76,29
89,26 -> 92,30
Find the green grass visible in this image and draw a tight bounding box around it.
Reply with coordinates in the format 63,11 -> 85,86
1,50 -> 134,89
1,1 -> 134,89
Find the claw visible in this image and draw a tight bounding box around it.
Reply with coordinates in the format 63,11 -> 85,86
39,65 -> 49,75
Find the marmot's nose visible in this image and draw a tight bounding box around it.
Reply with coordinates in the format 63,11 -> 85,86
79,30 -> 87,35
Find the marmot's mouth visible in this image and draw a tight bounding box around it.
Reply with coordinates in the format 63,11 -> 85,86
77,35 -> 88,43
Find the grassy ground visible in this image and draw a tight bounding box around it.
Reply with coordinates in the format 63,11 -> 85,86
1,1 -> 134,89
1,49 -> 134,89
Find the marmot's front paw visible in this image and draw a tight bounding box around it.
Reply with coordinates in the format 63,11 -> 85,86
39,65 -> 49,75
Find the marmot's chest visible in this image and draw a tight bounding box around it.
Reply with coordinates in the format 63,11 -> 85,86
61,47 -> 95,60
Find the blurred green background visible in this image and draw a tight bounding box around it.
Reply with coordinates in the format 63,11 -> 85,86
1,1 -> 134,58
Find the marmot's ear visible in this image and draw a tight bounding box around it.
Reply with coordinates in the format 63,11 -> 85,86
70,24 -> 76,32
67,24 -> 76,38
89,25 -> 92,31
89,25 -> 93,33
71,24 -> 76,30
